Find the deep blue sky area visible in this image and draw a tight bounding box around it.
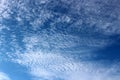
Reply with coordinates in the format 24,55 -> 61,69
0,0 -> 120,80
88,34 -> 120,62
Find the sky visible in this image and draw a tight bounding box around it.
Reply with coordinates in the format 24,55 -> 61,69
0,0 -> 120,80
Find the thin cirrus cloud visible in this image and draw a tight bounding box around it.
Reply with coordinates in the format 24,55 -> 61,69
0,72 -> 11,80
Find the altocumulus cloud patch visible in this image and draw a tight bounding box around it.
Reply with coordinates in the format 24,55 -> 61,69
13,50 -> 120,80
0,0 -> 120,80
12,34 -> 120,80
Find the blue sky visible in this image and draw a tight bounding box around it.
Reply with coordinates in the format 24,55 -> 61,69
0,0 -> 120,80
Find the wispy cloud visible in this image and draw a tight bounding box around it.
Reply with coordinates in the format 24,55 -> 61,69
13,49 -> 120,80
0,72 -> 11,80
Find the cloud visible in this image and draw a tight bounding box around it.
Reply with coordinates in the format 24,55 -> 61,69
13,51 -> 81,80
23,33 -> 110,52
0,0 -> 10,19
11,30 -> 119,80
13,50 -> 120,80
0,72 -> 11,80
1,0 -> 120,80
1,0 -> 120,35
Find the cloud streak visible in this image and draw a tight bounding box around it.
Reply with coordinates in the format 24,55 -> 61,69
0,72 -> 11,80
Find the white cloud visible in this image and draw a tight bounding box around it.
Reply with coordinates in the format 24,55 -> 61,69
23,34 -> 81,50
14,50 -> 83,80
0,0 -> 10,19
0,0 -> 7,13
0,72 -> 11,80
1,0 -> 120,35
12,31 -> 118,80
13,50 -> 120,80
23,33 -> 110,52
1,0 -> 119,80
